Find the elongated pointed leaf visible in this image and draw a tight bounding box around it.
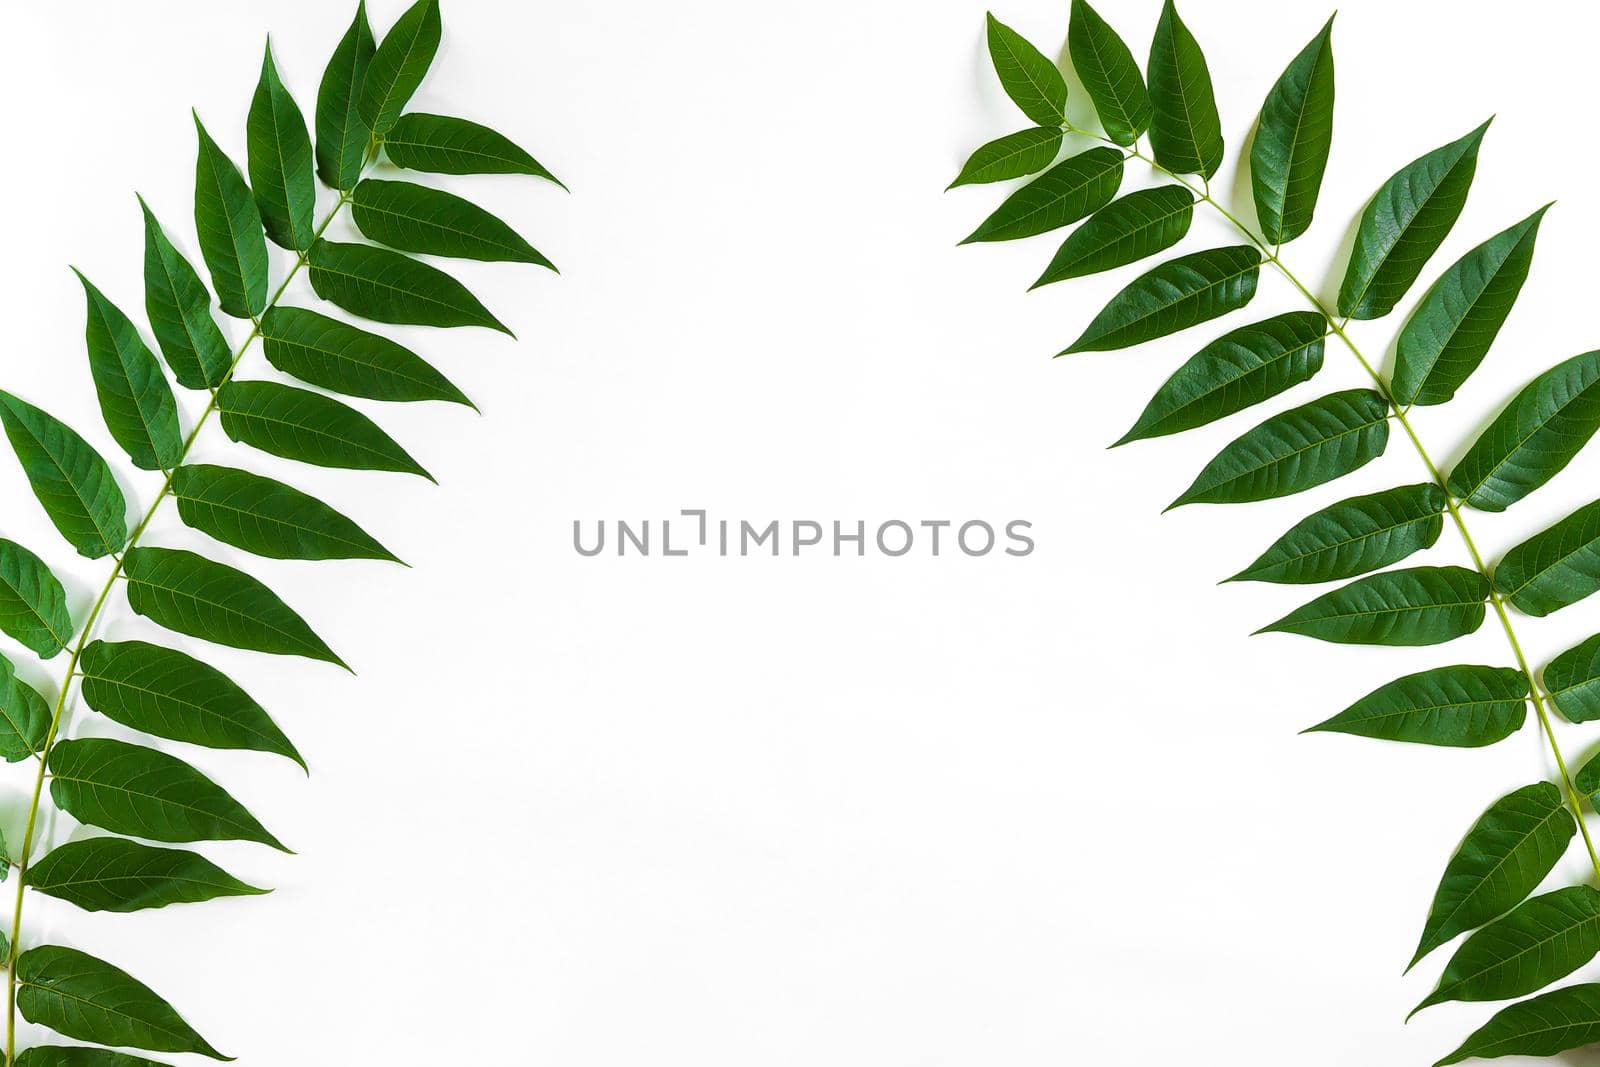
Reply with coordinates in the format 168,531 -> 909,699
1393,207 -> 1548,407
1061,245 -> 1260,354
316,0 -> 376,190
1546,633 -> 1600,724
16,1048 -> 173,1067
1168,389 -> 1389,508
0,392 -> 128,559
1146,0 -> 1223,178
1412,782 -> 1574,968
193,114 -> 267,319
1496,498 -> 1600,616
1067,0 -> 1150,145
0,653 -> 50,762
1258,565 -> 1490,646
1436,983 -> 1600,1066
74,271 -> 182,471
983,13 -> 1066,127
358,0 -> 440,136
172,463 -> 399,563
0,539 -> 71,657
948,127 -> 1063,189
1115,311 -> 1325,444
961,147 -> 1124,244
81,638 -> 304,765
1032,186 -> 1193,288
217,379 -> 432,480
308,239 -> 511,333
122,546 -> 344,667
351,179 -> 553,266
1337,120 -> 1490,319
1304,665 -> 1527,746
1250,17 -> 1334,244
247,41 -> 316,251
28,837 -> 266,913
17,945 -> 225,1059
261,306 -> 469,406
385,112 -> 562,184
49,737 -> 285,851
1229,482 -> 1446,584
1449,349 -> 1600,512
139,197 -> 230,390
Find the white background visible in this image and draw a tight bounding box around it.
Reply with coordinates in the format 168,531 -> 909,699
5,0 -> 1600,1063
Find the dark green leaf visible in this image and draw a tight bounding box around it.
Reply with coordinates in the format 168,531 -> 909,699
1228,482 -> 1446,584
1114,311 -> 1325,444
1146,0 -> 1223,178
138,196 -> 230,390
28,837 -> 265,914
358,0 -> 440,136
217,379 -> 432,480
1303,664 -> 1527,747
384,112 -> 563,185
193,113 -> 268,319
1032,186 -> 1193,288
16,945 -> 225,1059
73,271 -> 182,472
1257,565 -> 1490,646
261,306 -> 470,406
1250,16 -> 1335,244
1496,498 -> 1600,616
947,127 -> 1063,189
1067,0 -> 1150,146
1578,750 -> 1600,803
247,40 -> 316,251
16,1048 -> 173,1067
81,638 -> 305,765
1336,120 -> 1490,319
122,546 -> 345,667
172,462 -> 399,563
1411,782 -> 1574,968
307,239 -> 511,333
1061,245 -> 1260,354
1435,983 -> 1600,1066
0,653 -> 50,762
351,179 -> 553,267
49,737 -> 285,852
1546,633 -> 1600,724
1167,389 -> 1389,508
1448,349 -> 1600,512
960,147 -> 1124,244
316,0 -> 376,190
0,538 -> 71,657
0,392 -> 128,559
983,13 -> 1066,127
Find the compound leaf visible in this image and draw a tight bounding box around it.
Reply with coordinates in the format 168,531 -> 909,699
1250,16 -> 1335,245
1033,186 -> 1193,288
948,127 -> 1063,189
384,112 -> 563,184
192,113 -> 268,319
358,0 -> 440,136
172,462 -> 399,563
1257,565 -> 1490,646
27,837 -> 266,913
1061,245 -> 1260,354
1146,0 -> 1223,178
351,179 -> 553,266
961,147 -> 1124,244
261,306 -> 470,406
984,13 -> 1066,127
0,391 -> 128,559
1067,0 -> 1150,146
1304,664 -> 1527,747
73,271 -> 182,472
138,196 -> 231,390
316,0 -> 376,190
217,379 -> 432,480
308,239 -> 511,333
247,40 -> 316,251
1229,482 -> 1446,585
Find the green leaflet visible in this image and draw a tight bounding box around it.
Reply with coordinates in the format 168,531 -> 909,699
358,0 -> 440,136
28,837 -> 265,914
1067,0 -> 1150,146
947,127 -> 1063,189
261,306 -> 470,406
1448,349 -> 1600,512
351,179 -> 554,266
1393,206 -> 1548,407
80,638 -> 305,765
192,113 -> 268,319
307,239 -> 511,334
1337,120 -> 1490,320
1414,886 -> 1600,1016
961,147 -> 1124,244
247,40 -> 316,251
0,538 -> 72,658
384,112 -> 563,184
1257,565 -> 1490,646
172,462 -> 400,563
122,546 -> 345,667
1145,0 -> 1223,179
1060,245 -> 1260,354
0,654 -> 50,763
1435,983 -> 1600,1066
1032,186 -> 1193,288
1578,751 -> 1600,804
1303,664 -> 1527,747
1228,483 -> 1446,585
1249,17 -> 1335,245
1114,311 -> 1325,444
1496,498 -> 1600,616
1411,782 -> 1574,968
1546,633 -> 1600,723
0,391 -> 128,559
16,1049 -> 173,1067
983,13 -> 1066,127
1167,389 -> 1388,509
315,0 -> 376,190
48,737 -> 286,852
138,196 -> 231,390
218,379 -> 433,480
73,270 -> 182,471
